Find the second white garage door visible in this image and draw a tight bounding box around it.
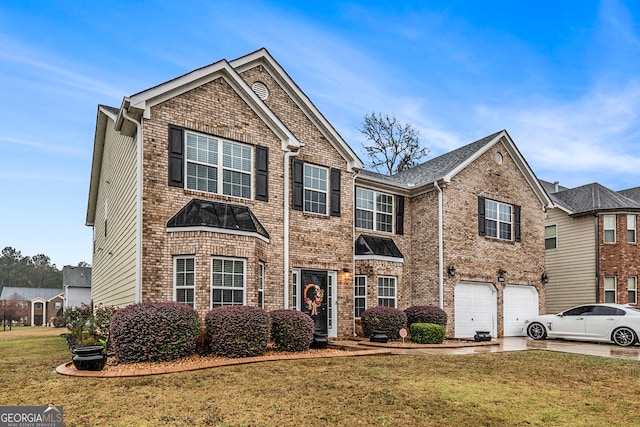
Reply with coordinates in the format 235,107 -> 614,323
503,285 -> 539,337
454,282 -> 497,338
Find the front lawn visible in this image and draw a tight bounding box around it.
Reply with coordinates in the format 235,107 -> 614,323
1,328 -> 639,426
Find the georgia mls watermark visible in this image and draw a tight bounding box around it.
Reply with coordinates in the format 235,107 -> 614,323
0,406 -> 63,427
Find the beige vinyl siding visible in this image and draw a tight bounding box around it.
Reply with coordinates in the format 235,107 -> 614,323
544,208 -> 596,313
91,116 -> 137,307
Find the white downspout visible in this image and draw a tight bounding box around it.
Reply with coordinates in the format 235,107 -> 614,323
122,109 -> 143,303
434,181 -> 444,309
283,149 -> 300,309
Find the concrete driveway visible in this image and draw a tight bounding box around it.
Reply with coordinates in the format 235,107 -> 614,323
395,337 -> 640,360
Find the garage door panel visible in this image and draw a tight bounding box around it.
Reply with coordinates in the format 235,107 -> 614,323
455,282 -> 497,338
504,285 -> 539,337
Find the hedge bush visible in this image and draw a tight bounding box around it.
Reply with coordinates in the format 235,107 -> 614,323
206,306 -> 271,358
404,305 -> 448,328
410,322 -> 446,344
360,306 -> 407,339
270,309 -> 314,352
110,302 -> 200,363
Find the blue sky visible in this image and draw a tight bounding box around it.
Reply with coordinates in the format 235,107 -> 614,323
1,1 -> 639,268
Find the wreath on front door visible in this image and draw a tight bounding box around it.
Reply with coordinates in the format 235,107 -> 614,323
303,284 -> 324,316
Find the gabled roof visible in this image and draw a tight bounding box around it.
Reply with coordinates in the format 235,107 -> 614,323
619,186 -> 640,203
355,234 -> 403,261
167,199 -> 269,241
357,130 -> 552,207
230,48 -> 364,172
0,287 -> 63,301
548,182 -> 640,216
62,266 -> 92,288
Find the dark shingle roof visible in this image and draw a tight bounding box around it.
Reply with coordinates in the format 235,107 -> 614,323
539,179 -> 570,195
0,287 -> 63,301
355,234 -> 403,259
62,266 -> 92,288
549,183 -> 640,215
167,199 -> 269,239
99,104 -> 120,116
358,131 -> 503,186
619,187 -> 640,203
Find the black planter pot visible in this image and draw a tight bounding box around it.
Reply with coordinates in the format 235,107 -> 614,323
72,346 -> 107,371
370,330 -> 388,343
311,331 -> 328,349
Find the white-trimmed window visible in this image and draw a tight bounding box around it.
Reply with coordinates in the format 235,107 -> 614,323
628,276 -> 637,304
291,270 -> 300,310
604,215 -> 616,243
355,187 -> 393,232
304,164 -> 328,214
186,131 -> 252,199
174,256 -> 195,308
545,225 -> 557,250
354,275 -> 367,317
377,276 -> 397,308
485,199 -> 512,240
604,276 -> 616,303
627,215 -> 636,243
211,257 -> 245,307
257,261 -> 265,309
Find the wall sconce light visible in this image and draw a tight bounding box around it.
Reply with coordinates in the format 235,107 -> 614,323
447,265 -> 456,277
541,272 -> 549,284
342,268 -> 351,273
498,269 -> 506,283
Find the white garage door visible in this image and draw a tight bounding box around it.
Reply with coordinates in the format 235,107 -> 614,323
454,282 -> 497,338
503,285 -> 539,337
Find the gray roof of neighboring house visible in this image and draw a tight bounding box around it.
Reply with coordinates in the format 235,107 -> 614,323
358,131 -> 503,186
62,266 -> 92,288
619,186 -> 640,203
545,182 -> 640,215
0,287 -> 63,301
539,179 -> 570,195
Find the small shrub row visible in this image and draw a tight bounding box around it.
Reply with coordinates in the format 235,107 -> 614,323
360,306 -> 407,339
206,306 -> 271,358
405,305 -> 447,328
410,323 -> 446,344
110,302 -> 200,363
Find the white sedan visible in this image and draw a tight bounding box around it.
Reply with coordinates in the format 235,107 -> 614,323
525,303 -> 640,347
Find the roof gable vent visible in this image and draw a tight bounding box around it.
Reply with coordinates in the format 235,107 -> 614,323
251,81 -> 269,100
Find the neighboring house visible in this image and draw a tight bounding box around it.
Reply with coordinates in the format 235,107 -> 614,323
541,180 -> 640,313
62,266 -> 92,308
0,287 -> 64,326
87,48 -> 551,339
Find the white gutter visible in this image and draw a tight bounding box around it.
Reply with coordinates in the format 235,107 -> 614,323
434,181 -> 444,309
283,149 -> 300,309
122,108 -> 143,303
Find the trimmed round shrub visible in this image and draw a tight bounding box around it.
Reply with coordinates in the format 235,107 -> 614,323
270,309 -> 314,352
404,305 -> 447,328
360,306 -> 407,339
410,323 -> 445,344
110,302 -> 200,363
206,306 -> 270,358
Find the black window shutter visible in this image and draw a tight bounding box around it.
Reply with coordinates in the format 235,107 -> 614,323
330,168 -> 341,217
478,196 -> 486,236
395,195 -> 405,235
292,158 -> 304,211
255,146 -> 269,201
514,204 -> 521,242
168,125 -> 184,187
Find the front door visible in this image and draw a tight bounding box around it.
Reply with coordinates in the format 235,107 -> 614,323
301,270 -> 328,335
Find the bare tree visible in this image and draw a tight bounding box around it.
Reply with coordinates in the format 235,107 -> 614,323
2,300 -> 28,331
359,112 -> 429,175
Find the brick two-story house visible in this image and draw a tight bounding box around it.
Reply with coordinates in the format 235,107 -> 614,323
542,181 -> 640,313
87,48 -> 551,339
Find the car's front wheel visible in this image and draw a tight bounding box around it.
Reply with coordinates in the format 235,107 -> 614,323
527,322 -> 547,340
612,327 -> 637,347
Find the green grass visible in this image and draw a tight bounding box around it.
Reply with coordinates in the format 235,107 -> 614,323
1,328 -> 640,426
